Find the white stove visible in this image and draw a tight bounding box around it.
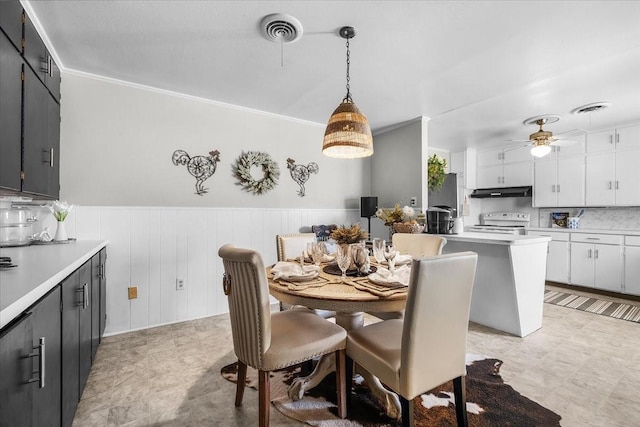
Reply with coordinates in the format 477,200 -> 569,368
468,212 -> 530,235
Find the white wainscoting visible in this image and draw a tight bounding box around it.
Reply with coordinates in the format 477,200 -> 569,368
58,206 -> 359,336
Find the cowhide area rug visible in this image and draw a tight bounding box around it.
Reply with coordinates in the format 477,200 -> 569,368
221,354 -> 562,427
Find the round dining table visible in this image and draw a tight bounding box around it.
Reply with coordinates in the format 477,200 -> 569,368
268,262 -> 408,420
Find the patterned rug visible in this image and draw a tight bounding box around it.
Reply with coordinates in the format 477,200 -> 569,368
221,354 -> 562,427
544,289 -> 640,323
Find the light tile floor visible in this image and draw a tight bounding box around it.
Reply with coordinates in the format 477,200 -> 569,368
73,288 -> 640,427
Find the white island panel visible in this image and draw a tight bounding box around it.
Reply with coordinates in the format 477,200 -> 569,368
441,232 -> 550,337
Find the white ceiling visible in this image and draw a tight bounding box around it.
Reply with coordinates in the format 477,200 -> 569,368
25,0 -> 640,152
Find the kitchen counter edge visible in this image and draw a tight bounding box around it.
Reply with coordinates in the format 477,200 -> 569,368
439,232 -> 551,245
526,227 -> 640,236
0,240 -> 109,329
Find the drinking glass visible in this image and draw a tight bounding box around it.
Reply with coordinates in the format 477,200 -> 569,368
335,245 -> 352,282
372,238 -> 386,265
383,244 -> 398,274
310,242 -> 325,266
351,244 -> 368,276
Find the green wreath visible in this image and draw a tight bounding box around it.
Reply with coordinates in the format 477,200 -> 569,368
234,151 -> 280,195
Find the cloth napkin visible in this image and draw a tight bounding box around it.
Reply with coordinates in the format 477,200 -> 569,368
367,265 -> 411,287
382,254 -> 412,266
270,262 -> 320,281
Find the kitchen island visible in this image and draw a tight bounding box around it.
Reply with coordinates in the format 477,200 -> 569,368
441,232 -> 551,337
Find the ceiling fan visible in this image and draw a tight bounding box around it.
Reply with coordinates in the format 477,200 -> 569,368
507,115 -> 581,158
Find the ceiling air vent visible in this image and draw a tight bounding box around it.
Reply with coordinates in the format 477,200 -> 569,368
571,102 -> 611,115
260,13 -> 303,43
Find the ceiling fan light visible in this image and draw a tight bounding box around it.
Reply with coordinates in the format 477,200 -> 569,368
322,100 -> 373,158
530,143 -> 552,158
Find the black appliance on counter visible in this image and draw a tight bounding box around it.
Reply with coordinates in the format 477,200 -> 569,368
426,206 -> 454,234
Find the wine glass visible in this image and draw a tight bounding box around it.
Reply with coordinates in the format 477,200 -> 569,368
351,244 -> 368,276
310,242 -> 325,266
372,238 -> 386,265
383,244 -> 398,274
335,245 -> 352,282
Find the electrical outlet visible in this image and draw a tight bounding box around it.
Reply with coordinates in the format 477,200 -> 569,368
410,196 -> 417,207
176,278 -> 185,291
128,286 -> 138,299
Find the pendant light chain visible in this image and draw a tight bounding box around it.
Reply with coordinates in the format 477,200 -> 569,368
344,36 -> 352,102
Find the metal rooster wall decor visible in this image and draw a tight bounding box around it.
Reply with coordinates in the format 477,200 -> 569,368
287,158 -> 319,197
172,149 -> 221,195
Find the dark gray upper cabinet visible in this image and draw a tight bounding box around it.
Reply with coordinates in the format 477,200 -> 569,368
0,33 -> 22,191
0,1 -> 23,50
22,10 -> 60,101
22,63 -> 60,199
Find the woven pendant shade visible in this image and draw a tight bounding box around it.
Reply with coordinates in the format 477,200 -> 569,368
322,99 -> 373,158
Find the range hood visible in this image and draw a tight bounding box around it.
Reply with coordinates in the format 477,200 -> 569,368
469,186 -> 532,198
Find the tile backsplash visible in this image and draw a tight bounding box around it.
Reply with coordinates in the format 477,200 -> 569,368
538,207 -> 640,231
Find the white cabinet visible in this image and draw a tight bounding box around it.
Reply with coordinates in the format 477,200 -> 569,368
624,236 -> 640,296
585,149 -> 640,206
450,148 -> 476,189
477,146 -> 532,188
570,233 -> 623,292
527,230 -> 570,283
533,155 -> 585,207
587,124 -> 640,154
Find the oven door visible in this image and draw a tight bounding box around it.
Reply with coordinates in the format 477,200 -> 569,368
468,226 -> 522,235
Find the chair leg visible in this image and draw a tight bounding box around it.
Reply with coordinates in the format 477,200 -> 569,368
258,370 -> 270,427
235,360 -> 247,407
334,349 -> 347,419
345,355 -> 354,413
400,395 -> 412,427
453,375 -> 468,427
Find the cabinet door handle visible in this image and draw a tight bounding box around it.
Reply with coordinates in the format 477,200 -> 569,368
557,184 -> 561,193
594,249 -> 599,259
608,181 -> 612,190
83,283 -> 89,309
609,134 -> 613,144
616,133 -> 620,144
615,181 -> 619,190
552,184 -> 556,193
49,148 -> 54,168
588,249 -> 592,258
27,337 -> 45,388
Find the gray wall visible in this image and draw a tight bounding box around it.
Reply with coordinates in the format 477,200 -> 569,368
59,72 -> 368,209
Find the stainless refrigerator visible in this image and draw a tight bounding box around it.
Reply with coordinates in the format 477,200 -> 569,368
427,173 -> 459,217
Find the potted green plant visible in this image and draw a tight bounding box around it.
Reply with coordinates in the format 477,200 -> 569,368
428,154 -> 447,191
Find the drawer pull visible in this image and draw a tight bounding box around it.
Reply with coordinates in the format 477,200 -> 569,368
586,237 -> 600,240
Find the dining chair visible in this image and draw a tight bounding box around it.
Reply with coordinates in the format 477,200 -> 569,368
392,233 -> 447,259
346,251 -> 478,427
275,233 -> 336,319
218,244 -> 347,427
369,233 -> 447,320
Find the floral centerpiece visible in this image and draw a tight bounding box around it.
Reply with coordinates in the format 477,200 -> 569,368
376,204 -> 422,235
48,200 -> 73,241
330,223 -> 368,244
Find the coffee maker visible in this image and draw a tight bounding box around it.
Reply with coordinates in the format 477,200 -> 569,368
426,206 -> 454,234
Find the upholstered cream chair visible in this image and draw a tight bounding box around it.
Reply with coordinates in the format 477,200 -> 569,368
392,233 -> 447,259
276,233 -> 336,319
218,244 -> 347,427
347,251 -> 478,427
369,233 -> 447,320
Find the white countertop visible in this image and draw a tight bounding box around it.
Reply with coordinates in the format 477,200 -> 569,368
0,240 -> 108,329
439,232 -> 551,245
526,227 -> 640,236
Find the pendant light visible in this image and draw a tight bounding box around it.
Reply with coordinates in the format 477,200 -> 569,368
322,26 -> 373,159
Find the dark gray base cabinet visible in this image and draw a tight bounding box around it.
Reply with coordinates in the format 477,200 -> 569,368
0,286 -> 62,427
0,249 -> 106,427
